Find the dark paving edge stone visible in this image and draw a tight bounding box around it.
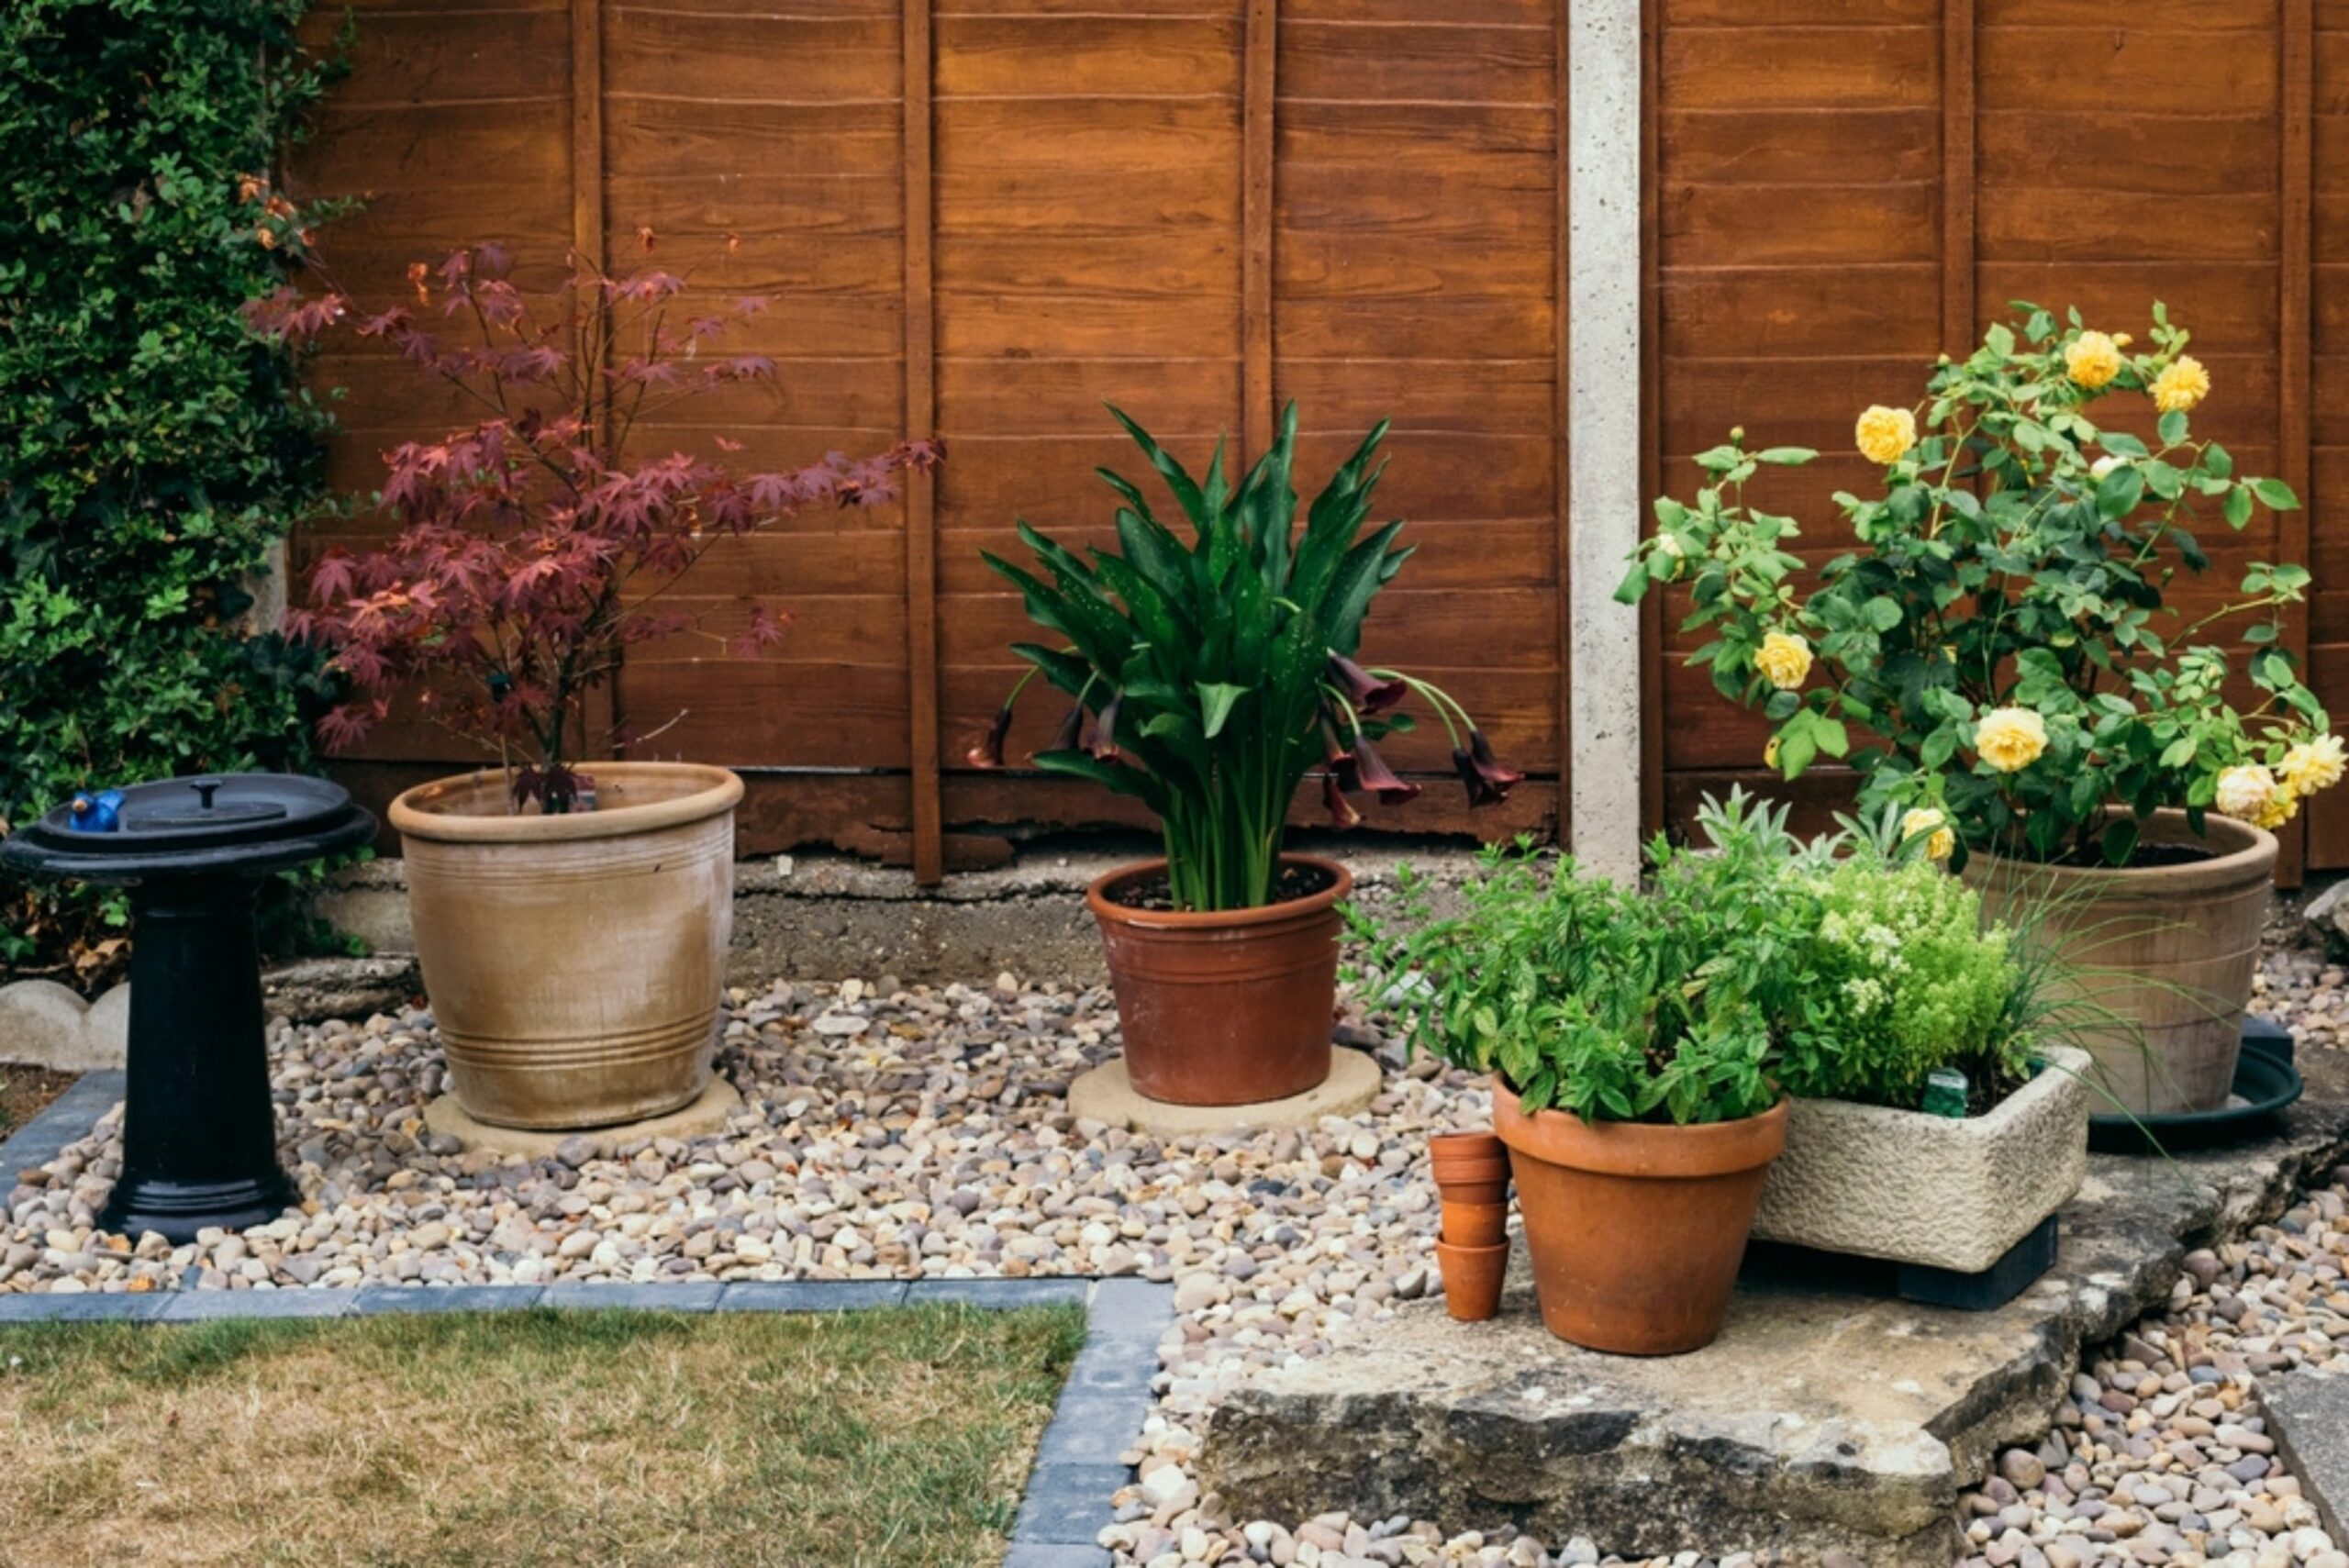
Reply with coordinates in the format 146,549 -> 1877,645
0,1071 -> 125,1174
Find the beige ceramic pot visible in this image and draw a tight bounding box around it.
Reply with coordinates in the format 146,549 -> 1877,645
390,762 -> 741,1130
1964,810 -> 2276,1116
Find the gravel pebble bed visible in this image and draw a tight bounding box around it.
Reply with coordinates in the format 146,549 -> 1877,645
4,933 -> 2349,1566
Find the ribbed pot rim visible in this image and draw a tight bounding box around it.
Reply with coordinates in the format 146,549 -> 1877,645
1085,853 -> 1353,931
1492,1074 -> 1790,1178
388,762 -> 743,845
1966,807 -> 2277,896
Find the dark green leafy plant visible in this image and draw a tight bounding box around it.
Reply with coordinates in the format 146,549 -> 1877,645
0,0 -> 341,984
973,403 -> 1518,912
1347,793 -> 1798,1126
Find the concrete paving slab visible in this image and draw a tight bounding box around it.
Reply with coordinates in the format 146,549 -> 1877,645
1204,1049 -> 2349,1568
1068,1047 -> 1381,1137
421,1078 -> 742,1160
2261,1371 -> 2349,1541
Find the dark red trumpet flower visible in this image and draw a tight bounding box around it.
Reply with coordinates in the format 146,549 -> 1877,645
966,702 -> 1014,769
1347,732 -> 1420,806
1086,691 -> 1122,761
1453,728 -> 1524,807
1321,771 -> 1364,828
1047,703 -> 1086,754
1327,654 -> 1408,716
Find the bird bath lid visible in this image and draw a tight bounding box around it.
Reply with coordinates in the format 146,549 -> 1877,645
2,773 -> 375,884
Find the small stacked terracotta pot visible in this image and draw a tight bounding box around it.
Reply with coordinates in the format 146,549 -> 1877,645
1430,1131 -> 1510,1320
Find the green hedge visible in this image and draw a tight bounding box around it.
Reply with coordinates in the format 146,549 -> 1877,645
0,0 -> 340,978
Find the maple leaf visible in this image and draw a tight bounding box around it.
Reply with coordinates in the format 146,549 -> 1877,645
728,601 -> 791,658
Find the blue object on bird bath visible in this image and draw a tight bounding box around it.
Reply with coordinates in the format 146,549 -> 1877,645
67,789 -> 125,832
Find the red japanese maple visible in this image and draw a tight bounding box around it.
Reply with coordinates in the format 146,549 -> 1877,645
251,239 -> 941,811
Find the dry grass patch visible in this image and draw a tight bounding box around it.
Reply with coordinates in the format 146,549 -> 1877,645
0,1301 -> 1085,1568
0,1064 -> 74,1140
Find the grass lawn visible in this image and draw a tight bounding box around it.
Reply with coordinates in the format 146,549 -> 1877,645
0,1063 -> 74,1142
0,1302 -> 1086,1568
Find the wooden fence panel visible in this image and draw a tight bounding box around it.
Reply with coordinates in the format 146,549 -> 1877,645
287,0 -> 1571,866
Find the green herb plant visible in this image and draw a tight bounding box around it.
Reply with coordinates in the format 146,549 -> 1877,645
973,403 -> 1519,913
1348,792 -> 1801,1126
1771,808 -> 2027,1109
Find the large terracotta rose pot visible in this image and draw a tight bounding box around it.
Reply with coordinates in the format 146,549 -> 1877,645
1494,1081 -> 1787,1356
389,762 -> 741,1130
1963,809 -> 2276,1116
1086,855 -> 1349,1106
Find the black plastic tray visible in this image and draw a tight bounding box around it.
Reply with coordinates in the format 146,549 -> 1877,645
2085,1018 -> 2305,1155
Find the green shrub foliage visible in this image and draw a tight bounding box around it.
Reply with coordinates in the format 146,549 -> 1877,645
0,1 -> 340,976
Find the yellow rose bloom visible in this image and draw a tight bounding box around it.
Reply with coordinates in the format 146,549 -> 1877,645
1764,736 -> 1781,770
1900,806 -> 1956,862
2065,330 -> 2123,390
2254,784 -> 2300,832
1755,631 -> 1813,692
1975,707 -> 2048,773
2281,733 -> 2346,796
1855,405 -> 1918,466
2152,355 -> 2210,415
2215,763 -> 2277,823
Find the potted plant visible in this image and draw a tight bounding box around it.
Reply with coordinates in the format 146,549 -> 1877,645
1352,795 -> 1796,1356
970,403 -> 1518,1107
253,240 -> 940,1129
1751,808 -> 2092,1281
1619,304 -> 2341,1114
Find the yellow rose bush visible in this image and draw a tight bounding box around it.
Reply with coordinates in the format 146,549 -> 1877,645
1617,303 -> 2336,866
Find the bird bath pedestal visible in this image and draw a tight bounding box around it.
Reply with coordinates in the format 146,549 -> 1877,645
1,775 -> 374,1242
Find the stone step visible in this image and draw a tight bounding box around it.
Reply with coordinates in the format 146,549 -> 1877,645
1202,1051 -> 2349,1568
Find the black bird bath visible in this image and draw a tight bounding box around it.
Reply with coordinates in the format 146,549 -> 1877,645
0,775 -> 374,1242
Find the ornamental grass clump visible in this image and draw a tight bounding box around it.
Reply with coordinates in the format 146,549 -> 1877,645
1349,793 -> 1798,1126
1618,303 -> 2341,867
250,239 -> 942,813
972,403 -> 1517,913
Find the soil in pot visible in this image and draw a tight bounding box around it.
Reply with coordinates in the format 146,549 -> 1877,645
1494,1081 -> 1788,1355
391,762 -> 741,1130
1086,855 -> 1350,1108
1964,809 -> 2276,1116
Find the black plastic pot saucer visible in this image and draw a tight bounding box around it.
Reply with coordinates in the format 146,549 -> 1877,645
2086,1018 -> 2305,1155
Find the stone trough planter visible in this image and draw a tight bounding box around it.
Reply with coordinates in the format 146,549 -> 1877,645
1751,1044 -> 2092,1274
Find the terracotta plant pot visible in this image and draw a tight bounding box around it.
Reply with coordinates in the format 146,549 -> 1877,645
1441,1200 -> 1509,1249
1086,855 -> 1350,1106
1964,810 -> 2277,1115
1494,1079 -> 1788,1356
390,762 -> 741,1130
1431,1130 -> 1511,1245
1436,1239 -> 1508,1322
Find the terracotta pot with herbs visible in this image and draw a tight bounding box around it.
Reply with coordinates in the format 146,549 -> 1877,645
971,403 -> 1517,1108
254,239 -> 939,1129
1620,303 -> 2341,1114
1352,795 -> 1797,1356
